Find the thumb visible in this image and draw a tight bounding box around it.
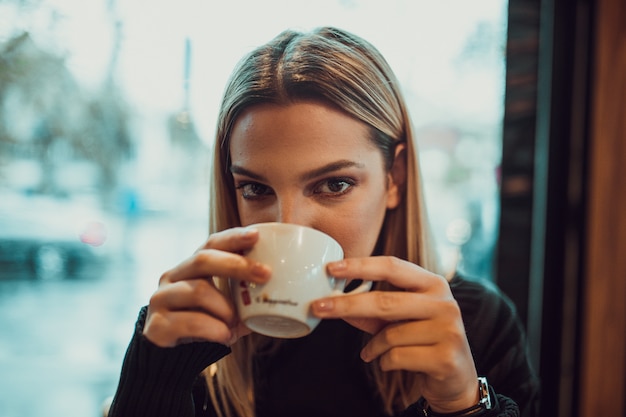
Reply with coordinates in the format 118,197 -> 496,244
227,321 -> 252,346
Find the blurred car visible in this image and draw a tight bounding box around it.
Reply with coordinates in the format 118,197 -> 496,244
0,192 -> 115,280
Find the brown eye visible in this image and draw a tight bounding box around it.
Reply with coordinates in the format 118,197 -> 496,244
236,182 -> 273,199
314,178 -> 355,196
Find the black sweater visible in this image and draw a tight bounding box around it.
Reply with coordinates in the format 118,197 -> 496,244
108,275 -> 538,417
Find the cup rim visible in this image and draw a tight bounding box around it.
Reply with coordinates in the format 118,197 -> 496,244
246,222 -> 342,249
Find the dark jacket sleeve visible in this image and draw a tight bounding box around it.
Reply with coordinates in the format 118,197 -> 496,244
107,307 -> 231,417
401,388 -> 520,417
450,276 -> 540,417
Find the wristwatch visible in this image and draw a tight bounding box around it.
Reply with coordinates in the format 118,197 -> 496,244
419,376 -> 494,417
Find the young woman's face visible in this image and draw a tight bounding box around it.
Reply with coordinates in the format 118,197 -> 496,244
229,101 -> 402,258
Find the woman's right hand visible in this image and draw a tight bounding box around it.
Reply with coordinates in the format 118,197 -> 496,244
142,227 -> 271,348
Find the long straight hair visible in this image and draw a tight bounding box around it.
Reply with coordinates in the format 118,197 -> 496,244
205,26 -> 440,417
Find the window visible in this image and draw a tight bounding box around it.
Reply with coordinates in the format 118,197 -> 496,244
0,1 -> 508,415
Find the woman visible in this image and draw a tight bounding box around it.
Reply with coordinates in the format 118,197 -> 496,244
108,27 -> 538,417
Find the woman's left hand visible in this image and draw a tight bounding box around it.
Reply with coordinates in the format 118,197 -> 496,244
311,256 -> 479,414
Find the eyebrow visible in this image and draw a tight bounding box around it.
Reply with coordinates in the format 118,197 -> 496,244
230,160 -> 365,182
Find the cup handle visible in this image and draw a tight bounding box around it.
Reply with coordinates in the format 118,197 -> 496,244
329,279 -> 372,297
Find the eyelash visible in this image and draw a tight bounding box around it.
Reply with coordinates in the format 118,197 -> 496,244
235,177 -> 356,201
235,182 -> 272,200
313,177 -> 355,196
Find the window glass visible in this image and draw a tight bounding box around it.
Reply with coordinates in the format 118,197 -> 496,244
0,1 -> 507,415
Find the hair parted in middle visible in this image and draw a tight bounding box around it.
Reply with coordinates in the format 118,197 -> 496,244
206,26 -> 440,417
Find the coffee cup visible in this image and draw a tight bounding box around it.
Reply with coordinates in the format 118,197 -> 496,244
231,222 -> 371,338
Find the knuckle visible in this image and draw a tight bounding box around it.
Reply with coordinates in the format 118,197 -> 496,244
196,249 -> 247,277
143,311 -> 170,341
434,300 -> 466,342
435,346 -> 461,379
373,291 -> 399,313
223,260 -> 249,282
203,228 -> 244,251
149,287 -> 168,308
191,250 -> 212,267
158,270 -> 173,285
189,279 -> 213,304
440,298 -> 462,319
444,324 -> 468,347
235,256 -> 254,276
431,333 -> 470,380
388,346 -> 403,364
433,274 -> 452,291
383,256 -> 403,270
212,327 -> 233,345
381,347 -> 403,371
204,232 -> 221,248
380,323 -> 402,347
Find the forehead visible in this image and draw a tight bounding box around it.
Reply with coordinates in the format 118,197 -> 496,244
229,101 -> 378,167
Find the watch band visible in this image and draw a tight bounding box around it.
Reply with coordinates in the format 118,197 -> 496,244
419,376 -> 494,417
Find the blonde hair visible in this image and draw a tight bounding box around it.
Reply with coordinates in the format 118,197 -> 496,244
205,26 -> 440,416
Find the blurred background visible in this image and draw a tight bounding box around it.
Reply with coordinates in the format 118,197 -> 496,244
0,1 -> 507,416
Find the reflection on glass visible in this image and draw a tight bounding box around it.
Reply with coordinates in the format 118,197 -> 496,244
0,1 -> 507,416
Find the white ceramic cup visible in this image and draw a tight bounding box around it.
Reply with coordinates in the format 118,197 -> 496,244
231,222 -> 371,339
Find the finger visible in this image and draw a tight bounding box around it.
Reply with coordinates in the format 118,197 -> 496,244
225,321 -> 253,346
199,227 -> 260,252
143,309 -> 234,347
341,317 -> 388,335
327,257 -> 448,292
359,320 -> 445,362
149,279 -> 237,327
312,290 -> 452,321
365,324 -> 475,374
372,341 -> 479,408
162,248 -> 271,285
376,342 -> 479,413
375,344 -> 462,374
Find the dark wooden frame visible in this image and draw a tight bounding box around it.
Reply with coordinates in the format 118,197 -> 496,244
497,0 -> 626,415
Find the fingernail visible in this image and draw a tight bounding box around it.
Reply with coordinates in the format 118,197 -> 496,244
328,260 -> 347,272
313,298 -> 334,312
360,348 -> 371,362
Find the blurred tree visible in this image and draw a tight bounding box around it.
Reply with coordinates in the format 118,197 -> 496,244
0,4 -> 133,205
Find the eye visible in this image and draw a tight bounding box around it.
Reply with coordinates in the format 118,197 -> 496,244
313,178 -> 355,196
235,182 -> 274,200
